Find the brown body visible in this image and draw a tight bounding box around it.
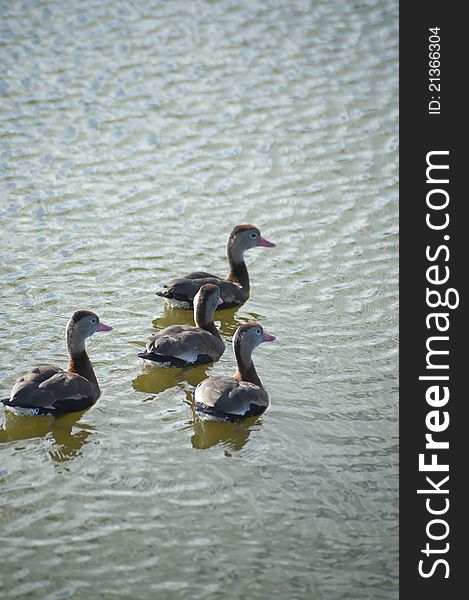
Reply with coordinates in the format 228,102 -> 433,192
2,310 -> 111,416
194,322 -> 276,420
139,284 -> 225,367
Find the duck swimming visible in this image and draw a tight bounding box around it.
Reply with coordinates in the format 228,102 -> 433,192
156,224 -> 275,309
139,284 -> 225,367
1,310 -> 112,417
194,322 -> 275,421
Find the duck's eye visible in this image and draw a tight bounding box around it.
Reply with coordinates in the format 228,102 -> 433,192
90,318 -> 97,325
250,232 -> 258,239
256,328 -> 261,335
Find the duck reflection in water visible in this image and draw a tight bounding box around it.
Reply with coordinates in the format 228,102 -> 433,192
184,391 -> 260,452
132,363 -> 210,397
152,304 -> 264,339
191,413 -> 260,453
0,410 -> 95,462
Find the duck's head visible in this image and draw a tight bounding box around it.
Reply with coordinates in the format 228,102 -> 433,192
233,321 -> 276,358
227,224 -> 276,261
66,310 -> 112,352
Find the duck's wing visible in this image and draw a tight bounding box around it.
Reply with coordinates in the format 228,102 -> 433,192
143,326 -> 224,363
156,274 -> 223,302
179,271 -> 220,280
194,377 -> 268,418
6,366 -> 97,414
194,376 -> 238,408
156,274 -> 245,308
8,365 -> 63,407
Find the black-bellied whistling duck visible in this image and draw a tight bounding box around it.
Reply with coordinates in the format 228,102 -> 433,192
139,284 -> 225,367
194,322 -> 276,420
156,224 -> 275,309
2,310 -> 112,417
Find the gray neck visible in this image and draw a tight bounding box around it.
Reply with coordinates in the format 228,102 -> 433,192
65,327 -> 98,386
194,302 -> 220,337
66,327 -> 86,356
228,242 -> 244,265
227,242 -> 250,291
233,340 -> 262,387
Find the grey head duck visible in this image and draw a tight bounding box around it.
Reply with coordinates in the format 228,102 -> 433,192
156,224 -> 275,310
2,310 -> 112,417
139,283 -> 225,367
194,322 -> 276,421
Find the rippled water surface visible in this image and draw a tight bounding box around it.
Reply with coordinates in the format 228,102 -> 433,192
0,1 -> 398,598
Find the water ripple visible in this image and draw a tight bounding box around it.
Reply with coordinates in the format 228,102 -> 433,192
1,0 -> 397,598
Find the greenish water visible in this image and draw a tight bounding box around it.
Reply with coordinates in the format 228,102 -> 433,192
0,1 -> 398,598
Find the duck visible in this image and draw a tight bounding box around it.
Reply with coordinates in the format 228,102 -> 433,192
139,283 -> 225,367
1,310 -> 112,417
156,224 -> 275,309
194,322 -> 276,420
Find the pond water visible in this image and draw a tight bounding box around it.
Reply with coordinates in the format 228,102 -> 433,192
0,1 -> 398,598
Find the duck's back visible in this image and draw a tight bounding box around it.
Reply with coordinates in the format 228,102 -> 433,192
157,273 -> 246,309
5,365 -> 98,415
194,376 -> 268,420
141,324 -> 224,366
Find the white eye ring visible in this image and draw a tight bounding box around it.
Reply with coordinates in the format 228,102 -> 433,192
91,318 -> 97,325
250,232 -> 257,239
256,328 -> 261,335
